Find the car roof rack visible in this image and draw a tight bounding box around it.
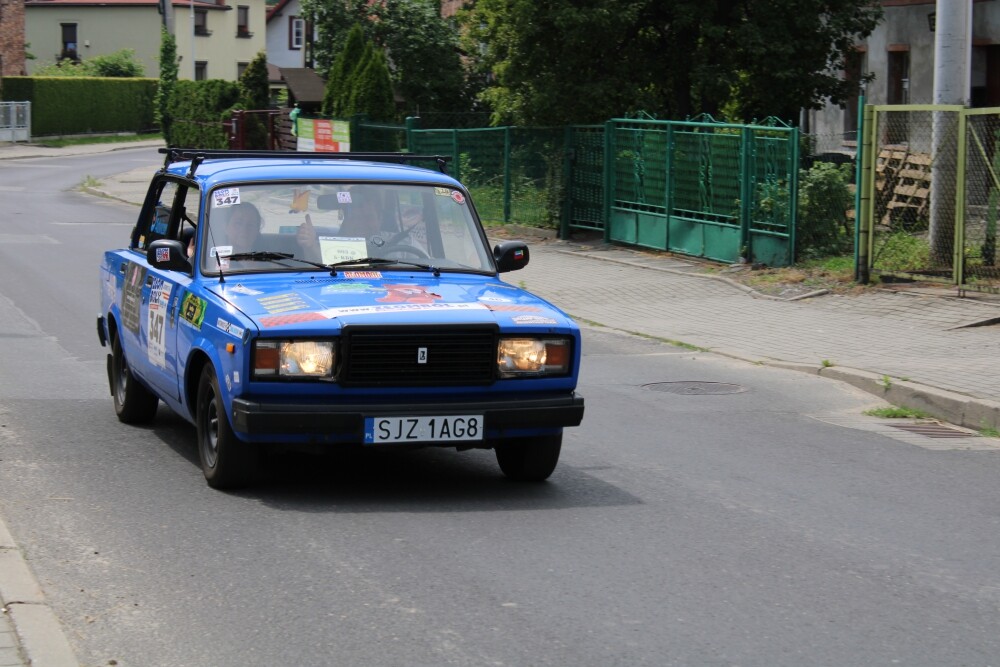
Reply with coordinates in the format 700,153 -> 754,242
159,148 -> 453,178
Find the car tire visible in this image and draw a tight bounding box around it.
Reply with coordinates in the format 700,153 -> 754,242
495,433 -> 562,482
111,333 -> 158,424
196,364 -> 260,489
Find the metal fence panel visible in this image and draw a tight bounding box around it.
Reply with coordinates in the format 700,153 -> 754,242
0,101 -> 31,142
963,110 -> 1000,293
866,106 -> 961,285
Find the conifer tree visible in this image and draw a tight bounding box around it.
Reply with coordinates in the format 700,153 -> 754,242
321,23 -> 366,117
155,28 -> 178,144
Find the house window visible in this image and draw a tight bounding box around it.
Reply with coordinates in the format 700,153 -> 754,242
290,17 -> 304,50
195,61 -> 207,81
237,6 -> 251,37
887,49 -> 909,105
194,9 -> 211,36
237,61 -> 249,79
60,23 -> 78,61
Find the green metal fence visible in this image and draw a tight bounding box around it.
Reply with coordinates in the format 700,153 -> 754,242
604,117 -> 798,266
352,115 -> 798,266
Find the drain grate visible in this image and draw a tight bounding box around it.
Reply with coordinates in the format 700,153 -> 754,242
642,381 -> 746,395
890,423 -> 978,439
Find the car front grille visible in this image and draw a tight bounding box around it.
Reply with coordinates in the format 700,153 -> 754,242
340,325 -> 497,387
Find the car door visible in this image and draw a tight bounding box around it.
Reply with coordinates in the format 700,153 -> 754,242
134,178 -> 199,401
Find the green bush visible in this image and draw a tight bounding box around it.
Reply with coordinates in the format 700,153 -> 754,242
873,231 -> 931,272
1,76 -> 157,135
32,49 -> 145,78
167,79 -> 240,148
796,161 -> 854,259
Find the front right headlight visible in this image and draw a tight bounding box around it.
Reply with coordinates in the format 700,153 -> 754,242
497,337 -> 571,378
253,340 -> 336,379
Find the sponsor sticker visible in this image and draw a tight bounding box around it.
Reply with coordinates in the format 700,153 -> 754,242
342,271 -> 382,279
216,318 -> 245,339
337,191 -> 352,204
512,315 -> 558,325
229,284 -> 263,296
181,292 -> 207,329
258,292 -> 309,313
156,247 -> 170,263
213,188 -> 241,208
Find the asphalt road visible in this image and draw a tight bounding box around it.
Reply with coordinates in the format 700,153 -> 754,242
2,150 -> 1000,666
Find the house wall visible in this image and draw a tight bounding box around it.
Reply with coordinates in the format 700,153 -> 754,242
805,0 -> 1000,154
0,0 -> 27,76
265,0 -> 305,69
25,0 -> 266,81
174,0 -> 266,80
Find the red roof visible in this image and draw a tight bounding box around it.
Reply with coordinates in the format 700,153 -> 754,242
27,0 -> 228,7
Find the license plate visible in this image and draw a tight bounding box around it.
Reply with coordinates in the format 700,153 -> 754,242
364,415 -> 484,444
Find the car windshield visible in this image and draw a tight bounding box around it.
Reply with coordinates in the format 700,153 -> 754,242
198,181 -> 493,275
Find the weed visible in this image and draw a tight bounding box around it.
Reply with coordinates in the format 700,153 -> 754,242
81,175 -> 102,188
879,375 -> 892,389
864,406 -> 931,419
37,132 -> 161,149
979,421 -> 1000,438
821,359 -> 834,368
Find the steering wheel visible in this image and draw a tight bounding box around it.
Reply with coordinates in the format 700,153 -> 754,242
381,243 -> 429,260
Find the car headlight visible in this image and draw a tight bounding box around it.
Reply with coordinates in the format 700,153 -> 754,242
497,337 -> 571,378
253,340 -> 336,379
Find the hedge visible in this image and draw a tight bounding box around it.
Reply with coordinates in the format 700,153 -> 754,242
166,79 -> 241,149
0,76 -> 157,136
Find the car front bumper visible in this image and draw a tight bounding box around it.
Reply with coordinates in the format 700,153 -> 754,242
231,393 -> 585,442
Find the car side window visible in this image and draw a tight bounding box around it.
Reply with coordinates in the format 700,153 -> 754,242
135,180 -> 188,251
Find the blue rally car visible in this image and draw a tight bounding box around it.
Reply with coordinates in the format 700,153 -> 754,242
97,149 -> 584,489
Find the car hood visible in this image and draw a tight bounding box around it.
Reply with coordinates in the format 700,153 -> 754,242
206,272 -> 574,332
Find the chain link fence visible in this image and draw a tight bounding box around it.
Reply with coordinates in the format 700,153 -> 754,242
857,106 -> 1000,294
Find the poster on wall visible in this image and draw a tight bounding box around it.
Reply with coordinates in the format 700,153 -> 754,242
297,118 -> 351,152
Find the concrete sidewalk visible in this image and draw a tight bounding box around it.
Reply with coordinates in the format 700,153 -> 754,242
3,138 -> 1000,666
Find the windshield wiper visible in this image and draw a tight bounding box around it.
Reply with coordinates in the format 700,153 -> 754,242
225,251 -> 332,271
328,256 -> 441,277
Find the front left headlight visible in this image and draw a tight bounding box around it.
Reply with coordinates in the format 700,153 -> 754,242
497,337 -> 571,378
253,340 -> 336,379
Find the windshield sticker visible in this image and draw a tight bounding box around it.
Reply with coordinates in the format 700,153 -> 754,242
434,188 -> 451,197
337,191 -> 352,204
451,191 -> 465,205
120,263 -> 146,334
376,285 -> 441,304
210,245 -> 234,258
512,315 -> 558,325
342,271 -> 382,279
181,292 -> 207,330
147,278 -> 173,369
318,237 -> 368,264
213,188 -> 241,208
216,318 -> 245,339
229,284 -> 263,296
258,292 -> 309,313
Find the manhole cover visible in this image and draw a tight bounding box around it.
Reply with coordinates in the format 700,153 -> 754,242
642,381 -> 746,395
890,423 -> 978,439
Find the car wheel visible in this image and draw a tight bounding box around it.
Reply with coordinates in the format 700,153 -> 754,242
196,364 -> 260,489
111,333 -> 158,424
495,433 -> 562,482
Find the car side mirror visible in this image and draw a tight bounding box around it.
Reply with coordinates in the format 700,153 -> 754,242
493,240 -> 530,273
147,239 -> 191,272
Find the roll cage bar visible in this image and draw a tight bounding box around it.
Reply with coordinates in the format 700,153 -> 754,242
159,148 -> 453,179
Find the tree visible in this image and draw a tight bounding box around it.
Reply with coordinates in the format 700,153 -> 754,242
346,49 -> 396,121
238,51 -> 271,148
321,23 -> 367,117
155,29 -> 179,144
302,0 -> 470,115
461,0 -> 882,126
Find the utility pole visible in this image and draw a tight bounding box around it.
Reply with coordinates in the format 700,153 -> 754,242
929,0 -> 971,265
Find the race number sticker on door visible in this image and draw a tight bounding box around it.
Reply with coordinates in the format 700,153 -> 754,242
147,278 -> 173,369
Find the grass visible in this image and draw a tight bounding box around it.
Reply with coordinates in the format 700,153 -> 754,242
864,406 -> 931,419
34,132 -> 162,148
980,425 -> 1000,438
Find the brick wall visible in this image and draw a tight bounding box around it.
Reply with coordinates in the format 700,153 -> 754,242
0,0 -> 27,76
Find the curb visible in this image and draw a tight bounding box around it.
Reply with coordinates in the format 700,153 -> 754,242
0,517 -> 78,667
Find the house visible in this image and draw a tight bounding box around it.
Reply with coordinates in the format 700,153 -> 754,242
804,0 -> 1000,154
0,0 -> 27,76
264,0 -> 306,69
24,0 -> 267,80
